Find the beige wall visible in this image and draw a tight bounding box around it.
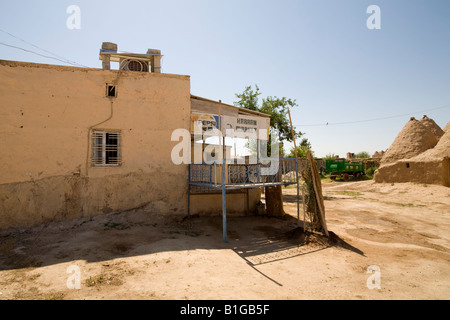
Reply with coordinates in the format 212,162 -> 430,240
0,60 -> 191,229
190,189 -> 261,216
374,158 -> 450,187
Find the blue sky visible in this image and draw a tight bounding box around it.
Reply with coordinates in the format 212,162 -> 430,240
1,0 -> 449,157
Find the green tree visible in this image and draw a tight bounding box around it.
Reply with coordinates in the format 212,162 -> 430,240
324,153 -> 338,161
288,138 -> 313,158
234,85 -> 307,155
234,84 -> 261,112
355,151 -> 371,159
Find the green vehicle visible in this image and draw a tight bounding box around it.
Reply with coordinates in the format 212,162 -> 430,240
325,158 -> 365,181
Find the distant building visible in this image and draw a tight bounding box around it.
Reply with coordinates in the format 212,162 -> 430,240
372,150 -> 385,159
374,116 -> 449,186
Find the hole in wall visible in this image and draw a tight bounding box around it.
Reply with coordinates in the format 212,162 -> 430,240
106,85 -> 116,97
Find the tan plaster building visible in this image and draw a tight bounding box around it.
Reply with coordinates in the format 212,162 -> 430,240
0,44 -> 271,230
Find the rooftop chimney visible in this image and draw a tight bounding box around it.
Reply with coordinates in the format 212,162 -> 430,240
147,49 -> 162,73
100,42 -> 117,70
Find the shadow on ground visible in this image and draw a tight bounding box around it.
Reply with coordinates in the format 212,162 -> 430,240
281,193 -> 355,203
0,209 -> 364,272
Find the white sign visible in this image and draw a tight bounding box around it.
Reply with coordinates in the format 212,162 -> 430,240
235,115 -> 270,139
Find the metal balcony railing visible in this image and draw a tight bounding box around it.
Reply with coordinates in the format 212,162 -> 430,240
188,158 -> 298,190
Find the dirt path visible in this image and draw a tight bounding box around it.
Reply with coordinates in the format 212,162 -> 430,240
0,180 -> 449,300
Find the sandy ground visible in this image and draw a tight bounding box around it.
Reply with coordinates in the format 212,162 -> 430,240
0,180 -> 449,300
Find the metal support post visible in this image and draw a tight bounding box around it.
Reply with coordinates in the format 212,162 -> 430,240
257,139 -> 260,183
295,158 -> 300,225
222,156 -> 227,243
187,164 -> 191,217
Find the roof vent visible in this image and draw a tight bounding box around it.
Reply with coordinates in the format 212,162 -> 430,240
99,42 -> 162,73
120,59 -> 149,72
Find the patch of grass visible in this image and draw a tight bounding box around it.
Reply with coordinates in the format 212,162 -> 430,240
320,176 -> 332,182
327,190 -> 363,197
395,202 -> 426,208
401,203 -> 415,207
325,174 -> 371,182
85,274 -> 105,287
85,273 -> 123,287
365,167 -> 378,177
45,292 -> 66,300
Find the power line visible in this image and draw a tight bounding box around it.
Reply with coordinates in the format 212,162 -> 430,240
0,42 -> 85,67
0,29 -> 88,68
294,104 -> 450,127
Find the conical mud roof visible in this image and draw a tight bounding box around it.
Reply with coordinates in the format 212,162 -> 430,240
419,115 -> 444,140
412,129 -> 450,161
380,117 -> 439,165
443,121 -> 450,133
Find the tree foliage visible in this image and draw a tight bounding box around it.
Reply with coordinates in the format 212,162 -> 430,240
234,84 -> 261,112
288,139 -> 314,158
324,153 -> 338,161
234,85 -> 304,143
354,151 -> 371,159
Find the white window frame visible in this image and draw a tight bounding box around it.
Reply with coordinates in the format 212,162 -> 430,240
91,130 -> 121,167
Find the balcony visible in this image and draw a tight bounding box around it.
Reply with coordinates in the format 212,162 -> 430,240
188,158 -> 299,190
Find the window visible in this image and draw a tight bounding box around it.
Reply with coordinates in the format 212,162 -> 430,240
92,130 -> 121,166
106,84 -> 116,97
